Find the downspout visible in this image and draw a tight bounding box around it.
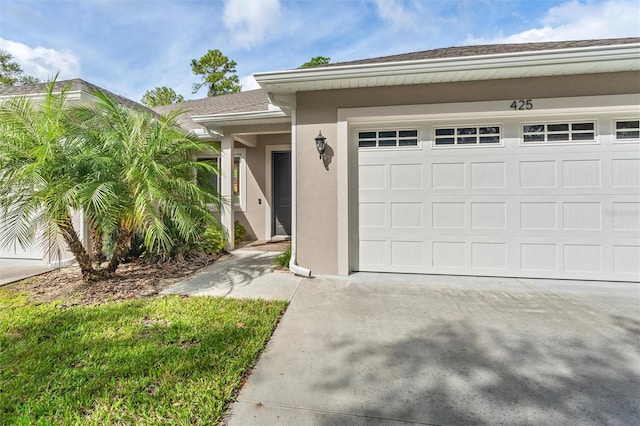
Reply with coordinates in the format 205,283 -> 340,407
267,92 -> 311,277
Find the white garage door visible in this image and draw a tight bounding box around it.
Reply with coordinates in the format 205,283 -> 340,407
356,115 -> 640,281
0,224 -> 43,260
0,243 -> 43,260
0,208 -> 44,260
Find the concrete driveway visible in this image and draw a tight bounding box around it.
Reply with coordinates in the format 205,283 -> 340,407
0,259 -> 53,286
226,273 -> 640,425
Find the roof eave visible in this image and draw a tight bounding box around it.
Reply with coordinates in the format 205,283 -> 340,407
0,89 -> 84,101
192,108 -> 288,126
189,128 -> 222,141
255,43 -> 640,94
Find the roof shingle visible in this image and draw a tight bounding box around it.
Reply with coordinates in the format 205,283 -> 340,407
318,37 -> 640,68
0,78 -> 152,113
151,89 -> 270,130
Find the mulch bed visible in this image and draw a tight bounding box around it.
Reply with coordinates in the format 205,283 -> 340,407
15,253 -> 225,306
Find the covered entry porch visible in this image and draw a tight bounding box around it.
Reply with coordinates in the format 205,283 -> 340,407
192,114 -> 293,249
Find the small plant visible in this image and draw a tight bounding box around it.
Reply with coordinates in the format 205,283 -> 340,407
274,246 -> 291,268
234,220 -> 247,245
201,226 -> 227,255
196,223 -> 245,255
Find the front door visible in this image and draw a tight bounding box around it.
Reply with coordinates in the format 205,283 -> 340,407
272,151 -> 291,236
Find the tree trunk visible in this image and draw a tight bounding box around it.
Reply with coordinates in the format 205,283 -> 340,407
106,225 -> 133,273
90,226 -> 104,264
60,217 -> 104,281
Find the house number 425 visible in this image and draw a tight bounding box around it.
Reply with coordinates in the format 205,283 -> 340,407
510,99 -> 533,110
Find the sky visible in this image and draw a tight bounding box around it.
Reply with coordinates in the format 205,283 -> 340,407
1,0 -> 638,102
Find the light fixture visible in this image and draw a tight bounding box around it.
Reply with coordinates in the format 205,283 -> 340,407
314,131 -> 327,159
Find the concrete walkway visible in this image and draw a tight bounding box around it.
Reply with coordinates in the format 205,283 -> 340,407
224,274 -> 640,426
162,249 -> 303,301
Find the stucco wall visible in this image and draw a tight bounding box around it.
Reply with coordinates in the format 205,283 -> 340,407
294,71 -> 640,274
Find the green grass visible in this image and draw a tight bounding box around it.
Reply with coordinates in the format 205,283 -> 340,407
0,289 -> 287,425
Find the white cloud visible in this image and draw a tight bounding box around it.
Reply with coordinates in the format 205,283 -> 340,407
465,0 -> 640,44
240,75 -> 261,91
370,0 -> 431,33
0,38 -> 81,81
223,0 -> 282,49
372,0 -> 414,27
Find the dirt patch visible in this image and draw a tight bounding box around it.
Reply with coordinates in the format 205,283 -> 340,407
11,253 -> 225,306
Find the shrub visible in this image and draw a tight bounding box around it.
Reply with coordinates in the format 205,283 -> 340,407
274,246 -> 291,268
201,226 -> 227,255
234,221 -> 247,245
128,222 -> 237,261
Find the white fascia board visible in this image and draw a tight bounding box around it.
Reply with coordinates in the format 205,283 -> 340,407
191,127 -> 223,141
255,43 -> 640,93
207,127 -> 224,139
192,108 -> 287,126
0,90 -> 84,102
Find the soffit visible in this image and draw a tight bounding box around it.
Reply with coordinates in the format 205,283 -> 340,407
202,116 -> 291,127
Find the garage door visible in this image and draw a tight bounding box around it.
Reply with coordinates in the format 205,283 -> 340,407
356,116 -> 640,281
0,243 -> 43,260
0,209 -> 44,261
0,229 -> 43,260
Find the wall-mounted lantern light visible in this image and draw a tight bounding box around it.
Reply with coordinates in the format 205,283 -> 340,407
314,131 -> 327,159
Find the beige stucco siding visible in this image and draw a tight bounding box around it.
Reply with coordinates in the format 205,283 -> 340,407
295,71 -> 640,274
295,108 -> 339,273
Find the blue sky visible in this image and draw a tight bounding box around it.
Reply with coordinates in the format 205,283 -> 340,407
1,0 -> 638,102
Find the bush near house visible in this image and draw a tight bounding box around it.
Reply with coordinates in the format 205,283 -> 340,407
198,221 -> 246,256
201,225 -> 228,255
234,220 -> 247,245
274,246 -> 292,269
0,287 -> 286,425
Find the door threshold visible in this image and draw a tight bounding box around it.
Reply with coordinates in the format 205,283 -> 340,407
270,235 -> 291,242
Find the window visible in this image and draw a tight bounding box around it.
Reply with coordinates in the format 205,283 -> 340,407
522,121 -> 596,143
196,150 -> 246,210
358,129 -> 418,148
615,120 -> 640,140
198,158 -> 220,191
434,125 -> 501,146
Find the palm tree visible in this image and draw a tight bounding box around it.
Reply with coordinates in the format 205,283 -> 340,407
0,80 -> 222,281
69,91 -> 221,275
0,80 -> 95,277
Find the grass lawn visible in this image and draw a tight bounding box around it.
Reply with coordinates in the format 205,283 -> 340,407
0,286 -> 287,425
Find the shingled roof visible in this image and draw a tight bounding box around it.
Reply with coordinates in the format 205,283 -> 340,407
152,89 -> 270,131
163,37 -> 640,131
318,37 -> 640,68
0,78 -> 152,113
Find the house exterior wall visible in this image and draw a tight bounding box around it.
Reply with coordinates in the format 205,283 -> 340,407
294,71 -> 640,274
234,134 -> 291,241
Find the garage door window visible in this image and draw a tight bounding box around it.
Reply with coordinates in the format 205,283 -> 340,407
434,125 -> 501,146
615,120 -> 639,141
358,130 -> 418,148
522,121 -> 596,143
